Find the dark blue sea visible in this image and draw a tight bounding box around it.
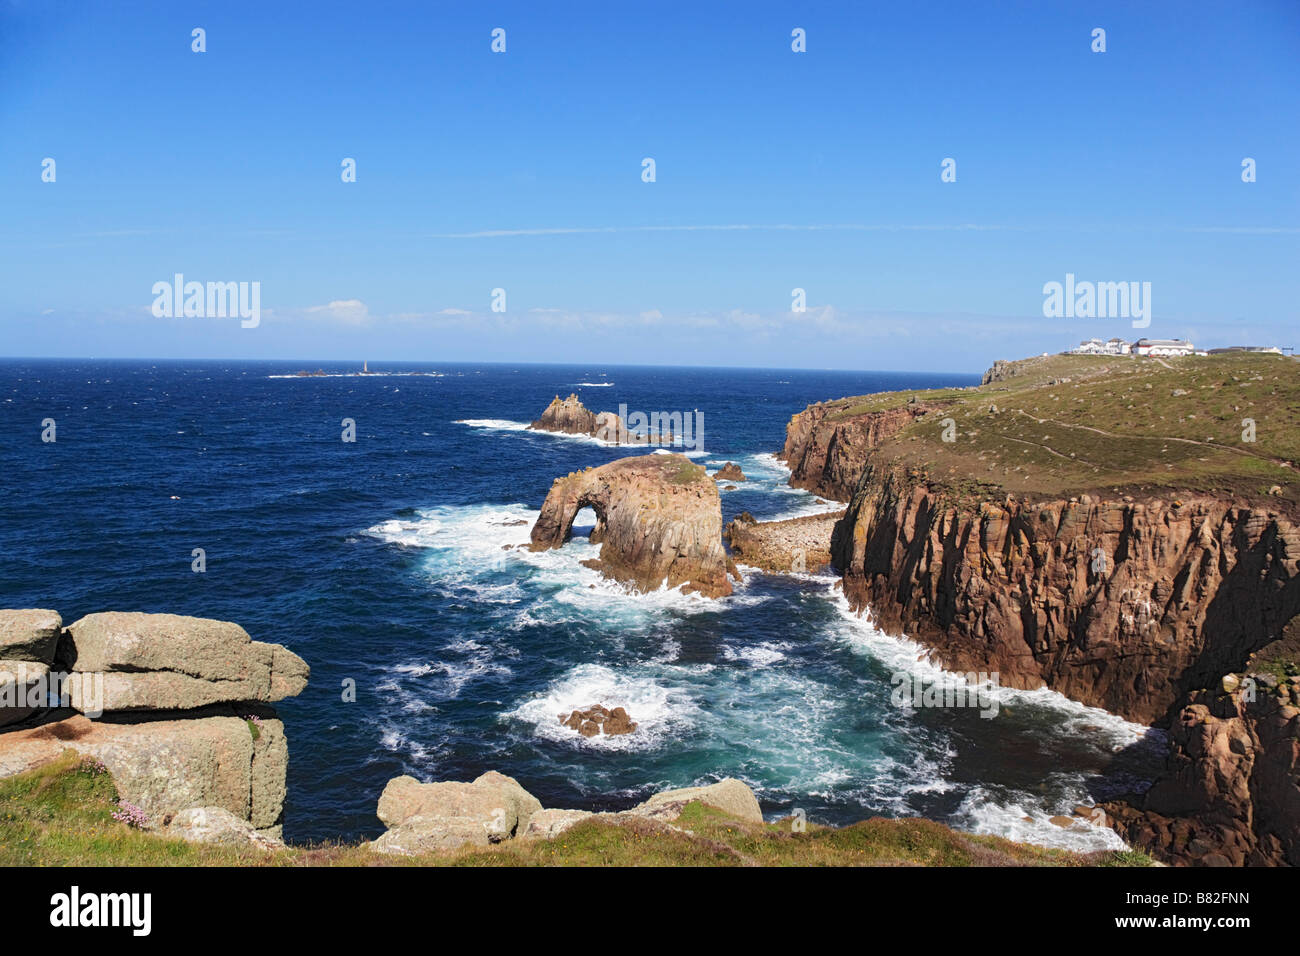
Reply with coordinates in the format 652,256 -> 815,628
0,359 -> 1161,849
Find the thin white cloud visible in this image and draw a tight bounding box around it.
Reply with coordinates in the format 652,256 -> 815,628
304,299 -> 371,325
425,223 -> 1012,239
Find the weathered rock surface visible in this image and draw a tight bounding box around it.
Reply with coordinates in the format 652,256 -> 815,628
560,704 -> 637,736
0,710 -> 289,832
167,805 -> 284,849
0,661 -> 51,728
631,778 -> 763,824
530,454 -> 735,598
725,510 -> 844,573
372,772 -> 764,851
780,400 -> 937,502
519,808 -> 596,839
370,770 -> 544,855
714,462 -> 747,482
834,467 -> 1300,725
0,609 -> 62,663
60,612 -> 309,712
0,608 -> 309,837
530,393 -> 598,435
529,394 -> 673,446
1103,675 -> 1300,866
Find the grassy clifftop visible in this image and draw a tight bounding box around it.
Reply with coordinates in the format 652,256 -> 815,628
0,751 -> 1149,867
832,353 -> 1298,504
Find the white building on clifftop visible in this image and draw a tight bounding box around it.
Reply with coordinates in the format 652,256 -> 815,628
1133,338 -> 1196,357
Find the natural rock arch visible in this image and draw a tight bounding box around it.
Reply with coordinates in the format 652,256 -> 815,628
530,455 -> 735,597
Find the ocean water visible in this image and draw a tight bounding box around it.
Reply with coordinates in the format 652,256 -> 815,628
0,359 -> 1163,850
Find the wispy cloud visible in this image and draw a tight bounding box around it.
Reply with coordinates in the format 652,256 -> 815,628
425,223 -> 1013,239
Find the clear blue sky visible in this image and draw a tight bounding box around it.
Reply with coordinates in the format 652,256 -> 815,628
1,0 -> 1297,371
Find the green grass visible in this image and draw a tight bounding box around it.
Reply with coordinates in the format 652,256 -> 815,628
0,753 -> 1151,867
816,353 -> 1299,504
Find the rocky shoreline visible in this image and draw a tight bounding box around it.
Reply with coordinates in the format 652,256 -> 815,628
778,353 -> 1300,866
724,510 -> 844,573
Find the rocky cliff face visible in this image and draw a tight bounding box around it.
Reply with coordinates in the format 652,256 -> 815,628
1103,673 -> 1300,866
0,610 -> 308,839
530,454 -> 735,598
780,400 -> 936,502
832,467 -> 1300,726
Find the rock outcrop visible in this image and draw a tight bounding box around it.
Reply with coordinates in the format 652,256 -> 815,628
0,610 -> 63,728
530,393 -> 598,435
0,610 -> 309,839
725,510 -> 844,573
530,454 -> 736,598
59,612 -> 309,712
369,770 -> 543,855
529,394 -> 668,445
780,400 -> 937,502
167,805 -> 285,849
560,704 -> 637,736
1103,672 -> 1300,866
714,462 -> 747,482
834,469 -> 1300,725
369,773 -> 763,853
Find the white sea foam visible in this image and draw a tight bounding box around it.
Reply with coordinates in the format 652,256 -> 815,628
506,663 -> 698,751
954,786 -> 1129,853
268,371 -> 443,379
825,586 -> 1151,749
573,381 -> 614,387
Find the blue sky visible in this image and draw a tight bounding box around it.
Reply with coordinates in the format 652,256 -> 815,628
1,0 -> 1297,371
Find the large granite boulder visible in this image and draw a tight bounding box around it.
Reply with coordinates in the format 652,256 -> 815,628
166,806 -> 284,849
60,612 -> 309,712
631,778 -> 763,824
0,711 -> 289,835
0,609 -> 62,663
0,661 -> 51,728
370,770 -> 543,855
530,454 -> 736,598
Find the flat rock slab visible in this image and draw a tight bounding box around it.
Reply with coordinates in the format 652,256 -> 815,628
633,778 -> 763,824
167,806 -> 283,849
0,609 -> 62,663
62,612 -> 308,711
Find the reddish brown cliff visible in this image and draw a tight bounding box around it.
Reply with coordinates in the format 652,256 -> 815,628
1103,672 -> 1300,866
832,465 -> 1300,726
780,400 -> 936,502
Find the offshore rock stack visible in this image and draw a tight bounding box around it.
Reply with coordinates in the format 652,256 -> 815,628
529,453 -> 738,598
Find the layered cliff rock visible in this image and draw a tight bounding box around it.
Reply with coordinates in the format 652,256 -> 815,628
1103,671 -> 1300,866
833,469 -> 1300,725
780,399 -> 938,502
530,454 -> 735,597
0,610 -> 308,839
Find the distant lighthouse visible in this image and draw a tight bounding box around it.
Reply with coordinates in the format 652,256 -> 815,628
363,360 -> 369,373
